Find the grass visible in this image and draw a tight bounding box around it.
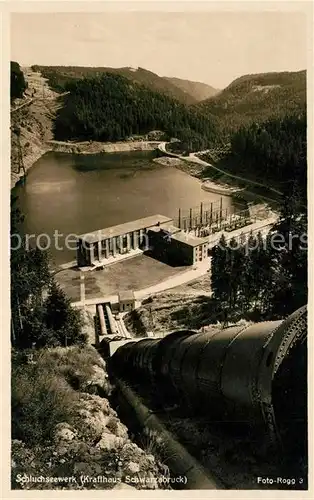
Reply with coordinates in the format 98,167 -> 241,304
56,254 -> 188,303
11,345 -> 108,447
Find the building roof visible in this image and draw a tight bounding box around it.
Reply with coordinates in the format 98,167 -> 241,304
149,223 -> 182,235
78,214 -> 173,244
119,290 -> 135,302
171,231 -> 208,247
148,224 -> 208,247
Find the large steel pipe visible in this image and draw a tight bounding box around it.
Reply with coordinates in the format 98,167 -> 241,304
109,306 -> 307,451
105,303 -> 118,335
97,304 -> 107,336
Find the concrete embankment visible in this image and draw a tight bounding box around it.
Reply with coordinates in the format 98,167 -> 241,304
47,140 -> 161,155
11,137 -> 162,189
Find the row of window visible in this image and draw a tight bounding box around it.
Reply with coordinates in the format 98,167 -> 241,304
194,244 -> 208,262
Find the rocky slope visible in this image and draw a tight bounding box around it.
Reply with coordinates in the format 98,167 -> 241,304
124,274 -> 214,336
11,345 -> 169,490
10,70 -> 62,188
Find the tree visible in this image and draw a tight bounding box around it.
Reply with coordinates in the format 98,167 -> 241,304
44,282 -> 86,347
11,196 -> 51,347
11,61 -> 27,100
269,187 -> 307,317
53,73 -> 216,149
248,231 -> 274,314
228,237 -> 245,312
11,195 -> 86,348
225,113 -> 306,198
211,234 -> 231,324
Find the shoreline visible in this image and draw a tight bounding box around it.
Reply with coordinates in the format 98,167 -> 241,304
153,156 -> 243,197
12,136 -> 280,207
201,180 -> 245,196
46,139 -> 162,154
155,145 -> 282,204
11,140 -> 162,189
11,144 -> 50,190
153,156 -> 207,179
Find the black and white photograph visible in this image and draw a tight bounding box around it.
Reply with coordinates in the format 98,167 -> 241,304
6,1 -> 310,493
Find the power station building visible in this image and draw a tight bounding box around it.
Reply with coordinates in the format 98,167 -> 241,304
76,214 -> 208,268
76,215 -> 172,267
147,222 -> 208,266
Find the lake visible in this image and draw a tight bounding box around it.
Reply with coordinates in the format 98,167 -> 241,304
14,150 -> 244,264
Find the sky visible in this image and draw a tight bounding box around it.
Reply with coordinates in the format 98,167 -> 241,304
10,11 -> 307,89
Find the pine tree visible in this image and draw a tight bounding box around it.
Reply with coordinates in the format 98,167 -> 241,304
270,186 -> 307,316
228,237 -> 245,313
249,231 -> 273,314
11,196 -> 51,346
211,234 -> 231,324
44,282 -> 86,346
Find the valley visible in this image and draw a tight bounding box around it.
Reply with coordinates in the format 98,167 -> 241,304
10,53 -> 308,492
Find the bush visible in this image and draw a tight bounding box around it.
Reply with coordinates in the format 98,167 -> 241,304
11,345 -> 105,446
11,362 -> 78,446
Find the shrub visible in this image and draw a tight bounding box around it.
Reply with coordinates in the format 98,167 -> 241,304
11,345 -> 105,446
11,362 -> 78,446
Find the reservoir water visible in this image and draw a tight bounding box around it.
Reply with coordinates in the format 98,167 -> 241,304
14,150 -> 243,264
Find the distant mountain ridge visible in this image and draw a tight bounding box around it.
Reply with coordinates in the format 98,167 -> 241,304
30,65 -> 306,146
32,65 -> 215,105
195,70 -> 306,137
52,72 -> 216,148
164,76 -> 219,101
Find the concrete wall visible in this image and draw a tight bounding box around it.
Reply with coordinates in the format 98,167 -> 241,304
77,227 -> 151,267
148,230 -> 198,266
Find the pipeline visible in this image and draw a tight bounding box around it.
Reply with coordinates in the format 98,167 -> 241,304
105,303 -> 118,335
97,304 -> 107,336
109,306 -> 307,456
116,379 -> 223,489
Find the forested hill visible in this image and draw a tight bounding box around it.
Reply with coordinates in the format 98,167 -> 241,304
53,72 -> 217,146
195,70 -> 306,138
163,76 -> 219,101
31,65 -> 210,105
11,61 -> 27,100
228,113 -> 306,199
